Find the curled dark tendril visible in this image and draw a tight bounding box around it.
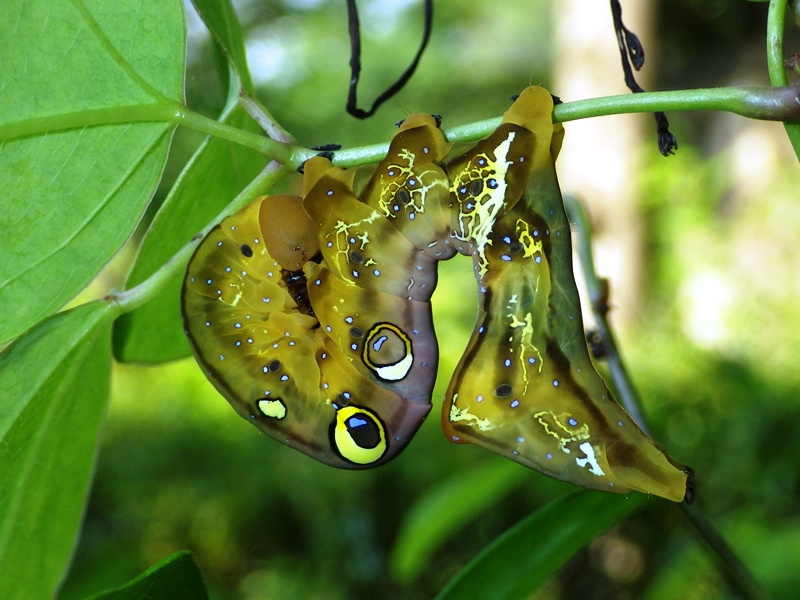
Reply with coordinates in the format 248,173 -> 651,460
609,0 -> 678,156
346,0 -> 433,119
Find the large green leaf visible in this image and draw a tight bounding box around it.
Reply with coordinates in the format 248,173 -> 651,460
435,490 -> 649,600
113,104 -> 267,363
0,0 -> 185,345
391,461 -> 528,583
86,551 -> 209,600
0,301 -> 117,599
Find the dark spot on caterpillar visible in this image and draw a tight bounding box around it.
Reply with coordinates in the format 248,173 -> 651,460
337,393 -> 351,406
269,359 -> 281,372
282,269 -> 315,316
495,384 -> 513,397
396,189 -> 411,205
240,244 -> 253,257
469,179 -> 484,197
350,327 -> 364,339
350,251 -> 364,264
312,143 -> 342,151
509,242 -> 524,254
346,413 -> 382,449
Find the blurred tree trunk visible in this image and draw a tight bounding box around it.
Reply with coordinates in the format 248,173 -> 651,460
552,1 -> 655,333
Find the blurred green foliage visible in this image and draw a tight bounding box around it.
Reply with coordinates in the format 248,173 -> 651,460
51,0 -> 800,599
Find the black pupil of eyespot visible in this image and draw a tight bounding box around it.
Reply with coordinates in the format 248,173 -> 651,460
350,327 -> 364,338
346,413 -> 381,449
240,244 -> 253,257
397,189 -> 411,205
269,360 -> 281,372
337,393 -> 350,406
509,242 -> 524,254
495,384 -> 513,397
470,179 -> 484,196
350,251 -> 364,264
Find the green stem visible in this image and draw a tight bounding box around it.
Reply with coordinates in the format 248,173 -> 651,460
565,195 -> 772,600
326,85 -> 800,168
768,0 -> 789,86
174,102 -> 291,161
0,101 -> 292,162
114,162 -> 287,313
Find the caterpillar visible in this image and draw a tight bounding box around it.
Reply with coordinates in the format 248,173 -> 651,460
182,87 -> 694,503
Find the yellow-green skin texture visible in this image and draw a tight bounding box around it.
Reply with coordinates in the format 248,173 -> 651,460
442,87 -> 693,502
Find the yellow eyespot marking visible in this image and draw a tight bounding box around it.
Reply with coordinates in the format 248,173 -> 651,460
332,406 -> 387,464
258,398 -> 287,420
362,323 -> 413,381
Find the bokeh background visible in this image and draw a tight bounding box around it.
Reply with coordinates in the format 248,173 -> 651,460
59,1 -> 800,598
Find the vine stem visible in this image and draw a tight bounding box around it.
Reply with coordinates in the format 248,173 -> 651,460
332,84 -> 800,167
3,86 -> 798,172
564,195 -> 772,600
767,0 -> 789,86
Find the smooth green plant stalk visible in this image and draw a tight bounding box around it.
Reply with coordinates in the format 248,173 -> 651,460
0,102 -> 291,162
3,86 -> 798,171
113,161 -> 287,313
564,195 -> 773,600
329,84 -> 800,168
768,0 -> 789,86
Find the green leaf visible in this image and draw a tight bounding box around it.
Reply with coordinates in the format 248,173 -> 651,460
435,490 -> 649,600
0,0 -> 185,345
0,301 -> 117,599
86,550 -> 209,600
113,104 -> 267,363
192,0 -> 254,94
390,461 -> 528,583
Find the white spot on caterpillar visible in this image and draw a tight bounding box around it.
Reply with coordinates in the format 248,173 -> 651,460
576,442 -> 605,476
258,399 -> 287,420
374,352 -> 413,381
